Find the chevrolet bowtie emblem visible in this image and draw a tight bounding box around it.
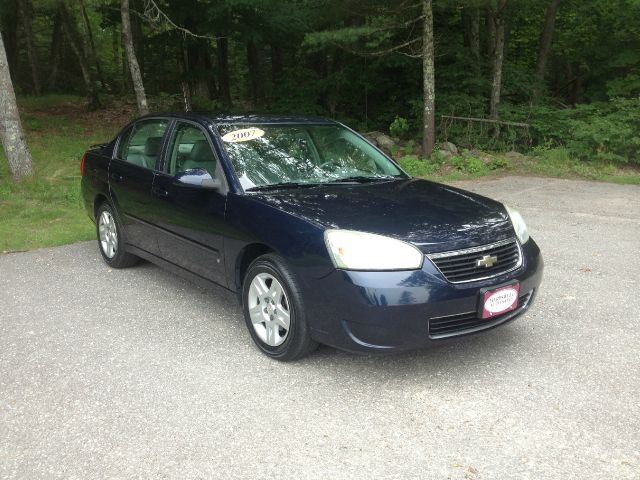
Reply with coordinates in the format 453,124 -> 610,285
476,254 -> 498,268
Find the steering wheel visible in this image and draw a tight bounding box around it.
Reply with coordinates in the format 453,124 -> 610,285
318,160 -> 341,171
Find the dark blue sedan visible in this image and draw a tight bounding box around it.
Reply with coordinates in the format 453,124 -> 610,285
81,113 -> 543,360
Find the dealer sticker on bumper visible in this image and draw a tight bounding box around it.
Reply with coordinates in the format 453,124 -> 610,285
481,283 -> 520,319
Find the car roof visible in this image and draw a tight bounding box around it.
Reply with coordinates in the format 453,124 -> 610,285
139,112 -> 337,126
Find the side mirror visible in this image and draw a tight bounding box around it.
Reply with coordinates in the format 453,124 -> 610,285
174,168 -> 222,190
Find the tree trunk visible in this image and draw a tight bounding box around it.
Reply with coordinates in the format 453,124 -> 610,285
325,49 -> 343,115
246,38 -> 265,108
60,2 -> 101,109
17,0 -> 41,95
485,9 -> 496,58
469,7 -> 480,64
0,34 -> 34,179
187,41 -> 215,100
216,37 -> 231,107
489,0 -> 507,120
421,0 -> 436,157
131,4 -> 145,78
48,8 -> 63,91
79,0 -> 105,88
271,43 -> 284,85
121,30 -> 129,94
178,43 -> 192,112
121,0 -> 149,115
533,0 -> 561,101
112,26 -> 120,81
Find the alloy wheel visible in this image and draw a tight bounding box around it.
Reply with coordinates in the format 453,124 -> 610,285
98,211 -> 118,259
247,273 -> 291,347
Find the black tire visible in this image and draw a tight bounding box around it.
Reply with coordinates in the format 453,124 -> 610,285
95,202 -> 139,268
242,254 -> 318,361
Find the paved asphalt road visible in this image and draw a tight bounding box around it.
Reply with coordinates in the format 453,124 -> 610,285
1,176 -> 639,479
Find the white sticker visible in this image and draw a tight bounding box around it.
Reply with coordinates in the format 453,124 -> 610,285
484,288 -> 518,313
221,127 -> 265,143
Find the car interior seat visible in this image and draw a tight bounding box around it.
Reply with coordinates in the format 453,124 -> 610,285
141,137 -> 162,169
181,140 -> 217,177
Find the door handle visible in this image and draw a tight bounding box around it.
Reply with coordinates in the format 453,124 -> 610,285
110,172 -> 123,182
152,187 -> 170,199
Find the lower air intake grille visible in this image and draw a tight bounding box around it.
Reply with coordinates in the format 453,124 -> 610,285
428,291 -> 532,338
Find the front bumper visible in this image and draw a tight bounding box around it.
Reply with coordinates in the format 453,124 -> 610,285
303,238 -> 543,353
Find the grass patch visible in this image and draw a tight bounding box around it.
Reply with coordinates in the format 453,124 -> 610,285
0,95 -> 128,252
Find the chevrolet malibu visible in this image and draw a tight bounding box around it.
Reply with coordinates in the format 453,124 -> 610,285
81,113 -> 543,361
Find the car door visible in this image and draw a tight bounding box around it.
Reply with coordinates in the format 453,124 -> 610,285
151,120 -> 228,287
109,118 -> 170,256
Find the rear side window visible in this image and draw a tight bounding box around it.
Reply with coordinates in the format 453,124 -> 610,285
116,119 -> 169,170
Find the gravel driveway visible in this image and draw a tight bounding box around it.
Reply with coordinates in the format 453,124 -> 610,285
1,176 -> 639,479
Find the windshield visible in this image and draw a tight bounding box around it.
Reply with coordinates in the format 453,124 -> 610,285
217,124 -> 405,190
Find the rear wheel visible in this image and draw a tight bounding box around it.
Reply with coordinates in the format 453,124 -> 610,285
96,202 -> 139,268
242,254 -> 318,361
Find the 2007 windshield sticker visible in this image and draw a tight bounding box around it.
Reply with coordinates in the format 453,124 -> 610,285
221,127 -> 265,143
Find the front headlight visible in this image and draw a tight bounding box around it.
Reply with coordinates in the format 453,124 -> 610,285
505,205 -> 530,244
324,229 -> 423,270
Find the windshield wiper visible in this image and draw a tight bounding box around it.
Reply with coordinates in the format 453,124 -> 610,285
246,181 -> 324,192
328,175 -> 396,184
246,176 -> 397,191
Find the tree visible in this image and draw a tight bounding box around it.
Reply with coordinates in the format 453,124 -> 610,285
533,0 -> 561,101
79,0 -> 105,88
0,33 -> 33,179
59,1 -> 101,109
121,0 -> 149,115
47,7 -> 64,91
216,37 -> 232,107
304,0 -> 437,155
465,6 -> 481,65
489,0 -> 507,120
422,0 -> 435,156
16,0 -> 40,95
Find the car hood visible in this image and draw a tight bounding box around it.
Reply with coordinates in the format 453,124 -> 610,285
249,178 -> 515,253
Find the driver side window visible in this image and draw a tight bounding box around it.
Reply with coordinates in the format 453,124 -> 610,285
167,123 -> 218,178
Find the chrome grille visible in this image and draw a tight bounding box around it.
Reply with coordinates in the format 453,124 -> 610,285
427,238 -> 522,283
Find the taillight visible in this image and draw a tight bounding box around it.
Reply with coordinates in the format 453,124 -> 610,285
80,152 -> 87,176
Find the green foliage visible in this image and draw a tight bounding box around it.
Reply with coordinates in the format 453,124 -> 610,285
488,157 -> 511,170
403,140 -> 416,155
3,0 -> 640,182
389,116 -> 410,139
452,155 -> 486,175
398,155 -> 436,177
502,98 -> 640,164
564,99 -> 640,163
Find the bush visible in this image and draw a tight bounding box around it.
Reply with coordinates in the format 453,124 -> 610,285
452,155 -> 485,175
564,99 -> 640,163
488,156 -> 510,170
507,98 -> 640,164
389,116 -> 410,139
406,94 -> 640,164
398,155 -> 436,177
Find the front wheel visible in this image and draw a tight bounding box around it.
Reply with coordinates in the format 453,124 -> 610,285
242,254 -> 318,361
96,202 -> 139,268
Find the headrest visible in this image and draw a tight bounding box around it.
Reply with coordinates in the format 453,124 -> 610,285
144,137 -> 162,156
190,140 -> 215,163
